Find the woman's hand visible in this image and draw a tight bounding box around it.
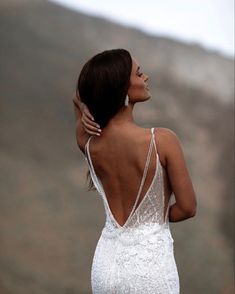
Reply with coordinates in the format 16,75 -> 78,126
80,103 -> 102,136
76,92 -> 102,136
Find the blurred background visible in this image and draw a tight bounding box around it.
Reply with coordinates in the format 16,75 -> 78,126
0,0 -> 234,293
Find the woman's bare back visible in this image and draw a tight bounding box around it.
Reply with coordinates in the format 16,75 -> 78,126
86,126 -> 172,227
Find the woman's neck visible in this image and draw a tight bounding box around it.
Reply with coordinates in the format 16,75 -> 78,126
106,103 -> 136,127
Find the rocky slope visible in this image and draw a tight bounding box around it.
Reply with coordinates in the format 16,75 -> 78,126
0,0 -> 234,293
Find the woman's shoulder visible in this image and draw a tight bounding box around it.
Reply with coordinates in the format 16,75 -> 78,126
154,127 -> 176,136
153,127 -> 180,167
154,127 -> 180,144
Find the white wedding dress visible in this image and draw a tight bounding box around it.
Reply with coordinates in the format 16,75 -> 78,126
84,127 -> 180,293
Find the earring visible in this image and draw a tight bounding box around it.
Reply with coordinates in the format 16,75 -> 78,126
125,95 -> 129,106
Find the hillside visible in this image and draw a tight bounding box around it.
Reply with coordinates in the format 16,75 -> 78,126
0,0 -> 234,293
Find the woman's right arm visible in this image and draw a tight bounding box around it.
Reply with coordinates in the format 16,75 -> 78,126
73,92 -> 102,135
72,92 -> 101,153
163,128 -> 197,222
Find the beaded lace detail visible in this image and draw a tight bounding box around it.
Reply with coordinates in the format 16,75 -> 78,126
84,128 -> 180,293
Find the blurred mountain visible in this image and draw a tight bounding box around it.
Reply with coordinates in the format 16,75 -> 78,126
0,0 -> 234,293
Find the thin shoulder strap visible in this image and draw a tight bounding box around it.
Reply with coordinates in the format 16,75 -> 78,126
152,128 -> 170,225
151,127 -> 158,157
151,129 -> 169,224
136,127 -> 157,198
84,136 -> 103,195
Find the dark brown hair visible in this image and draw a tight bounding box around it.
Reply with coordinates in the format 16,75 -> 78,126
76,49 -> 132,191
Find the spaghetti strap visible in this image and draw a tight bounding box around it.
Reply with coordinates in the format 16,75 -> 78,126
152,128 -> 168,224
122,129 -> 155,226
84,136 -> 103,195
151,127 -> 158,157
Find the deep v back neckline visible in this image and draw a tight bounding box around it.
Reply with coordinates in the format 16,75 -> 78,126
84,127 -> 159,230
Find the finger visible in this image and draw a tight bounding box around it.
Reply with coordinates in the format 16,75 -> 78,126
82,118 -> 101,133
83,109 -> 98,125
84,127 -> 101,136
83,107 -> 95,121
83,115 -> 100,129
84,117 -> 99,128
86,111 -> 95,121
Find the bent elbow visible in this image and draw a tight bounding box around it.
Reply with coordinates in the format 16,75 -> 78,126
187,206 -> 197,217
188,209 -> 196,217
182,204 -> 197,218
186,198 -> 197,218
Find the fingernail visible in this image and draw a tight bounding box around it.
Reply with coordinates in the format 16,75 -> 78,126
92,117 -> 95,121
96,124 -> 100,128
96,133 -> 101,136
98,129 -> 102,132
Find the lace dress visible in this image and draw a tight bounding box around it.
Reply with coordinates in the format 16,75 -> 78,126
84,127 -> 180,293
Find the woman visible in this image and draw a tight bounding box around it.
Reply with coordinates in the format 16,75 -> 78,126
73,49 -> 197,293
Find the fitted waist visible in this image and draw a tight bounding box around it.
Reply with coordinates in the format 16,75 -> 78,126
100,222 -> 173,246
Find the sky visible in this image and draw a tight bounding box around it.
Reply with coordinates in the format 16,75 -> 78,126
50,0 -> 234,58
